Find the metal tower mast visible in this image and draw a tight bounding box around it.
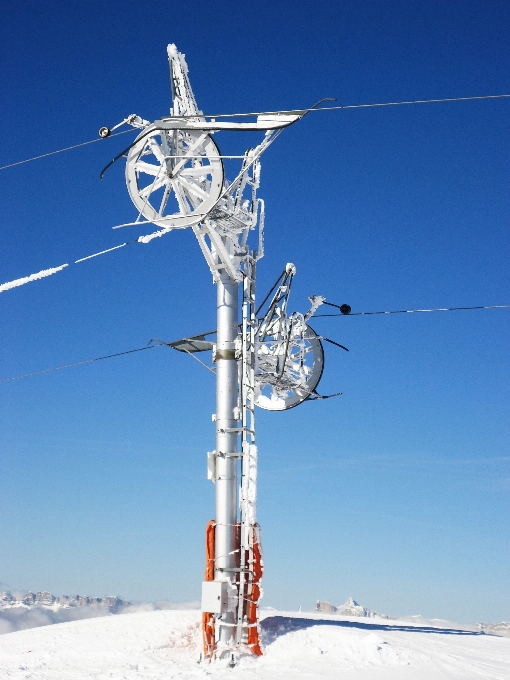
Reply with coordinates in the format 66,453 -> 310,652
213,269 -> 240,646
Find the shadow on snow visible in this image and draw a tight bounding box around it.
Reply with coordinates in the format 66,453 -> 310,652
260,616 -> 484,643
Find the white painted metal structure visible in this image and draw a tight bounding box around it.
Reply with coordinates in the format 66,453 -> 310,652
117,44 -> 327,660
254,275 -> 325,410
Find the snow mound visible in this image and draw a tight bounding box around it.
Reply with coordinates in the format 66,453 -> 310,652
0,609 -> 509,679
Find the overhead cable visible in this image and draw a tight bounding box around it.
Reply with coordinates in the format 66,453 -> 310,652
0,243 -> 130,293
160,94 -> 510,120
315,303 -> 510,317
255,268 -> 287,315
0,129 -> 134,172
1,94 -> 508,173
0,345 -> 160,383
2,303 -> 508,383
320,336 -> 349,351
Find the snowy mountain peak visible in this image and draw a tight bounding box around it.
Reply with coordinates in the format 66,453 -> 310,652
343,597 -> 360,609
315,597 -> 395,620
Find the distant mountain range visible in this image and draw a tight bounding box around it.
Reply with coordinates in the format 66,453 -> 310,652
0,591 -> 200,634
314,597 -> 510,637
1,591 -> 508,638
0,591 -> 129,611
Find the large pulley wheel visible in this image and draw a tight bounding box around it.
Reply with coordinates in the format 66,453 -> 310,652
254,323 -> 324,411
125,125 -> 224,228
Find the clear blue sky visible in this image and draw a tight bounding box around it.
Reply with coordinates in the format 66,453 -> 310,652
1,0 -> 509,623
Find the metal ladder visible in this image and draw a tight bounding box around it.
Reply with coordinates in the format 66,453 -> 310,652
235,251 -> 257,645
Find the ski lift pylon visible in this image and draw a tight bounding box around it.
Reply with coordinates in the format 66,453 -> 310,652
103,42 -> 340,661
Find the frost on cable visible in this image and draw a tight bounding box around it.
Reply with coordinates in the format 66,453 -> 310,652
0,264 -> 68,293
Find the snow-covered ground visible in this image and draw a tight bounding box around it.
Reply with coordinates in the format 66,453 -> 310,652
0,609 -> 509,679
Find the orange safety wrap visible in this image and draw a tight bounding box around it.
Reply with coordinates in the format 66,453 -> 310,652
247,523 -> 263,656
201,520 -> 216,659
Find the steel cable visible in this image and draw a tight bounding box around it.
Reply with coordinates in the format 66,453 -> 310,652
2,304 -> 507,384
315,304 -> 510,317
153,94 -> 510,120
0,345 -> 160,383
1,94 -> 508,173
0,129 -> 135,172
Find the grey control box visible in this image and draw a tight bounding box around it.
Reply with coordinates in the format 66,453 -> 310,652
201,581 -> 228,614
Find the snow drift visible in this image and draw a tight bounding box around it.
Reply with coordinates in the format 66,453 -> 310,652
0,609 -> 509,679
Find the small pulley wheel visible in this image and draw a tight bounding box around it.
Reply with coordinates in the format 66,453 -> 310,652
98,127 -> 111,139
254,321 -> 324,411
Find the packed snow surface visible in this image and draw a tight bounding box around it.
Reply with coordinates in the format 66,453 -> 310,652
0,609 -> 509,679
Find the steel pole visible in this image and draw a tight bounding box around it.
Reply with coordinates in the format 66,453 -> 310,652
215,270 -> 239,646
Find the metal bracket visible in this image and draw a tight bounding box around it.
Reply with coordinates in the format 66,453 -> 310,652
304,295 -> 326,321
234,336 -> 242,359
213,348 -> 237,362
217,567 -> 253,573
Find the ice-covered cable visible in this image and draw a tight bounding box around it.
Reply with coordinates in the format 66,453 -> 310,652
0,129 -> 134,172
74,243 -> 128,263
0,264 -> 69,293
0,243 -> 130,294
0,215 -> 197,293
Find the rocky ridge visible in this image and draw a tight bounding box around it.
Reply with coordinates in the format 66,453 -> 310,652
0,591 -> 129,612
315,596 -> 396,620
477,621 -> 510,637
314,597 -> 510,637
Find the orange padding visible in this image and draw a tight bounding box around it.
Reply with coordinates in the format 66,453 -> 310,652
246,523 -> 263,656
201,521 -> 264,658
202,520 -> 216,658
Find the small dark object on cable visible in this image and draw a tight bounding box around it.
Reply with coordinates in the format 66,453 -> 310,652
340,304 -> 351,315
98,127 -> 111,138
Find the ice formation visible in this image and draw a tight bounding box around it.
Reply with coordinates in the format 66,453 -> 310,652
0,264 -> 68,293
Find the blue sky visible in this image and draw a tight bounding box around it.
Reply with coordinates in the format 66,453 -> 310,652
0,0 -> 509,622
